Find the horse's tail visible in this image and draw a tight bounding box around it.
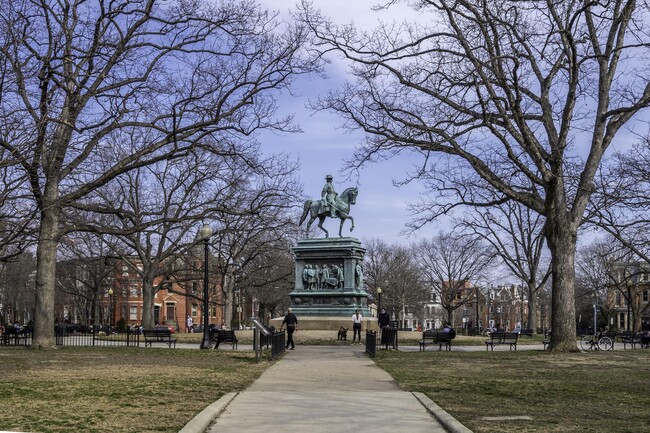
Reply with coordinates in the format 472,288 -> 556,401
299,200 -> 312,226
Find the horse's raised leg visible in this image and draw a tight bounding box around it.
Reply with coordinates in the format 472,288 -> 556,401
338,214 -> 354,237
317,215 -> 329,238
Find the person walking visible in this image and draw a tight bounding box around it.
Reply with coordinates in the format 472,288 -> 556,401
351,309 -> 363,344
281,308 -> 299,350
186,315 -> 193,333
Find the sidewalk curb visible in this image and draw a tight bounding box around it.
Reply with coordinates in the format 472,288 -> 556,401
412,392 -> 473,433
178,392 -> 237,433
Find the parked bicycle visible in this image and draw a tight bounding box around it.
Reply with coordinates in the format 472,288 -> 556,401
580,332 -> 613,351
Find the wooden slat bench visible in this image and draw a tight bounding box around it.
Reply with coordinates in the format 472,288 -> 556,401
620,332 -> 642,350
142,329 -> 177,348
210,329 -> 238,350
419,331 -> 454,351
485,332 -> 519,351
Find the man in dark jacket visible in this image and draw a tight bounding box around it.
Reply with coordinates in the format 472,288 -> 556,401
378,308 -> 390,328
281,308 -> 299,350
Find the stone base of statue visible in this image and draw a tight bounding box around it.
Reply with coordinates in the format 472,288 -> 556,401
270,316 -> 378,331
287,237 -> 370,320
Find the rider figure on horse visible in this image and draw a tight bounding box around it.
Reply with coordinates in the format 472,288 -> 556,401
321,175 -> 338,217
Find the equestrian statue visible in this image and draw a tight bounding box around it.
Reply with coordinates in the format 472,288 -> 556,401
299,174 -> 358,238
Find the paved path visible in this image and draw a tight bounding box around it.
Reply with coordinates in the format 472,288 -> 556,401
201,345 -> 459,433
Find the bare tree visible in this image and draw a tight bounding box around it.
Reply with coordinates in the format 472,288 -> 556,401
0,0 -> 318,347
575,239 -> 626,332
0,252 -> 36,325
457,201 -> 550,333
236,238 -> 295,324
303,0 -> 650,351
0,153 -> 35,261
363,238 -> 427,328
589,140 -> 650,263
416,232 -> 494,325
210,180 -> 301,328
56,232 -> 120,328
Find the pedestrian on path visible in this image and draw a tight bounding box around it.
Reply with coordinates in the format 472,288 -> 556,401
281,308 -> 298,350
352,309 -> 363,344
186,315 -> 193,333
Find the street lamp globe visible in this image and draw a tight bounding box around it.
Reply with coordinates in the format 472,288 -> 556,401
200,223 -> 213,240
107,288 -> 114,329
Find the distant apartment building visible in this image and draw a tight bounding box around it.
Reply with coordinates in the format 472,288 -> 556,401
56,254 -> 224,330
608,263 -> 650,332
421,281 -> 549,333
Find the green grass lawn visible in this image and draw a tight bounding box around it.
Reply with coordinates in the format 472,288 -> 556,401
374,349 -> 650,433
3,335 -> 648,433
0,346 -> 270,433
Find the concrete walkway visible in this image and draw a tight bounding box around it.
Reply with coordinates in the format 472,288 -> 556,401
184,345 -> 471,433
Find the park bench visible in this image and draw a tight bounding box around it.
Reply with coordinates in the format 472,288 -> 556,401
210,329 -> 238,350
142,329 -> 177,348
640,334 -> 650,349
518,329 -> 534,336
542,331 -> 551,350
2,328 -> 30,346
485,331 -> 519,351
419,331 -> 454,351
619,331 -> 642,350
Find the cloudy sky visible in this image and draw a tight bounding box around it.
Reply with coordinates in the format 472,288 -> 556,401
256,0 -> 437,244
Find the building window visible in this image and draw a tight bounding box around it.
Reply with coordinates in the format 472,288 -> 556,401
191,304 -> 198,317
122,265 -> 129,276
210,305 -> 217,317
130,306 -> 138,321
130,285 -> 138,298
619,313 -> 625,328
192,281 -> 198,294
643,290 -> 649,303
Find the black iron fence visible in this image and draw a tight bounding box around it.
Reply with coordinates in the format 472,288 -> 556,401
365,330 -> 376,357
271,330 -> 286,358
1,327 -> 32,346
53,325 -> 142,347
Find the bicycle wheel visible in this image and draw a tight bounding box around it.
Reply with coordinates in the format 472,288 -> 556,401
580,335 -> 594,351
598,336 -> 613,351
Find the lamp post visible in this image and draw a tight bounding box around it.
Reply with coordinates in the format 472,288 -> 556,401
592,293 -> 597,335
475,286 -> 480,335
108,288 -> 113,330
487,285 -> 492,330
626,281 -> 632,332
199,224 -> 213,349
377,286 -> 382,312
237,290 -> 243,329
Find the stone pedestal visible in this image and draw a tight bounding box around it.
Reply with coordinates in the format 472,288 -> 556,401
289,237 -> 369,318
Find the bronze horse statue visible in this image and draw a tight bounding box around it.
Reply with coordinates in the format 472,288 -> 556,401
299,187 -> 358,238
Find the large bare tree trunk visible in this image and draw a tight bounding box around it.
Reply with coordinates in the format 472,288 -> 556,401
546,214 -> 579,351
527,283 -> 539,333
33,207 -> 59,349
142,281 -> 155,329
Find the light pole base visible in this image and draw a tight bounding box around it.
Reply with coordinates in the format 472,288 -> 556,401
200,334 -> 212,349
